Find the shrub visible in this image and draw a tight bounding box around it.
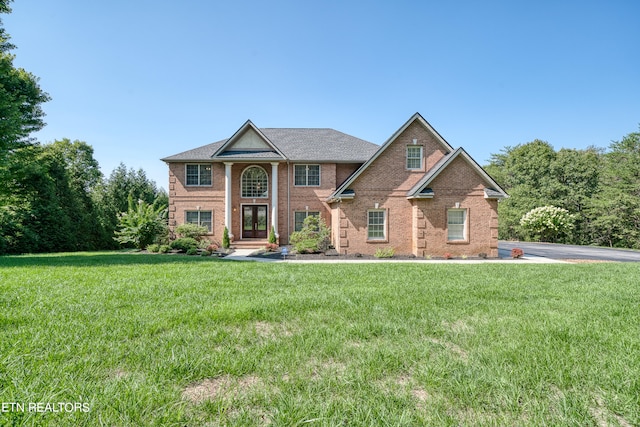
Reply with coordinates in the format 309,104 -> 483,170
147,244 -> 160,253
186,247 -> 198,256
520,206 -> 576,243
170,237 -> 198,252
175,223 -> 209,240
206,244 -> 219,252
374,247 -> 395,258
200,250 -> 211,257
268,226 -> 277,244
478,252 -> 488,259
511,248 -> 524,258
443,252 -> 453,260
114,197 -> 168,249
264,243 -> 278,252
222,227 -> 230,249
158,244 -> 171,253
290,216 -> 330,254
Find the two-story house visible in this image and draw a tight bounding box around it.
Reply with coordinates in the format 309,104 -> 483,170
161,113 -> 507,257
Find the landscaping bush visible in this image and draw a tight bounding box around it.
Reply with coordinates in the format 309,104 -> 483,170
268,226 -> 277,244
222,226 -> 230,249
511,248 -> 524,258
185,248 -> 198,256
264,243 -> 279,252
206,244 -> 219,252
290,215 -> 330,254
175,223 -> 209,240
170,237 -> 198,252
200,250 -> 211,257
158,244 -> 171,253
147,244 -> 160,253
374,247 -> 395,258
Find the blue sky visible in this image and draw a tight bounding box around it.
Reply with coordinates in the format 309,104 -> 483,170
5,0 -> 640,189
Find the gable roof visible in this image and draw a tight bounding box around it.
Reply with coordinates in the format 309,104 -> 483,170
161,125 -> 379,163
328,112 -> 455,201
406,147 -> 508,199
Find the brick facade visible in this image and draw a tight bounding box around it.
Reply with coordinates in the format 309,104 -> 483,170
164,114 -> 506,255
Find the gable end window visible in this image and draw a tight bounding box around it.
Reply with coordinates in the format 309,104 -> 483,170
367,209 -> 387,241
447,209 -> 467,241
406,146 -> 423,170
294,211 -> 320,231
294,164 -> 320,186
185,210 -> 213,232
186,164 -> 212,186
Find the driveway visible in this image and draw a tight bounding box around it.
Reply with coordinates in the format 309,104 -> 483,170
499,241 -> 640,262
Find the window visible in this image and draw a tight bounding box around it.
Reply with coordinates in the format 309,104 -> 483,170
186,164 -> 212,186
185,211 -> 212,232
367,210 -> 386,240
294,164 -> 320,186
406,146 -> 423,170
447,209 -> 467,241
241,166 -> 268,198
294,211 -> 320,231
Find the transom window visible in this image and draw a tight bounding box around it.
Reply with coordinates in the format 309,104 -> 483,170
447,209 -> 467,241
186,164 -> 212,186
185,210 -> 212,232
294,164 -> 320,186
241,166 -> 268,198
406,146 -> 423,169
294,211 -> 320,231
367,210 -> 386,240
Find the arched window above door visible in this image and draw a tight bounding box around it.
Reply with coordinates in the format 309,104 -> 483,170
241,166 -> 268,198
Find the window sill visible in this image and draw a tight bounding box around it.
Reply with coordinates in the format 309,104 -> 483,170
447,240 -> 470,245
367,239 -> 389,243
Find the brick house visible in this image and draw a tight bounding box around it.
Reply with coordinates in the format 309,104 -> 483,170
161,113 -> 508,257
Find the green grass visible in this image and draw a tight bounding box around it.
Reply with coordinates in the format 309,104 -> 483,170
0,252 -> 639,426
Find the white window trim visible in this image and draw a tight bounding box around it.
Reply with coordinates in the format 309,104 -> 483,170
185,210 -> 213,233
185,164 -> 213,187
406,146 -> 423,170
294,164 -> 321,187
367,209 -> 388,242
447,208 -> 469,242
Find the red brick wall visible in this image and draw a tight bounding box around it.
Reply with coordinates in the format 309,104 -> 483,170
333,122 -> 499,257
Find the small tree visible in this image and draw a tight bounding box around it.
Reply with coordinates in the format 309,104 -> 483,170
520,206 -> 575,243
268,225 -> 277,244
222,226 -> 230,249
114,196 -> 167,249
289,215 -> 330,253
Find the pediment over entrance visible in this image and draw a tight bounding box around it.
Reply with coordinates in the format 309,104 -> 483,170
225,128 -> 272,151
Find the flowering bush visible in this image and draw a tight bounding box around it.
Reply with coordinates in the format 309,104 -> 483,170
264,243 -> 279,252
520,206 -> 576,242
511,248 -> 524,258
206,244 -> 219,252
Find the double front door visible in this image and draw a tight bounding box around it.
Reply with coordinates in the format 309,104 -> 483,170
242,205 -> 268,239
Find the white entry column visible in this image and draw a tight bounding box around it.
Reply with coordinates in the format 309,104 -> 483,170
270,162 -> 279,236
224,162 -> 233,233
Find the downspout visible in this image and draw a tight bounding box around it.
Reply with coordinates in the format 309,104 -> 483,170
287,160 -> 291,244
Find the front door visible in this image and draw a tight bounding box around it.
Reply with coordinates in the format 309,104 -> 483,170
242,205 -> 268,239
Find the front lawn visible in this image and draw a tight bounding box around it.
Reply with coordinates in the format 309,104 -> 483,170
0,253 -> 638,426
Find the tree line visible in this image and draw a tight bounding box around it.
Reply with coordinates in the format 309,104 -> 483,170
0,1 -> 166,254
485,128 -> 640,249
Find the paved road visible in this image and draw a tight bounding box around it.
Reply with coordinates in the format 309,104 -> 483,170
499,241 -> 640,262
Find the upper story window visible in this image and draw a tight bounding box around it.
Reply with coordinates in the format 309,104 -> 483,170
241,166 -> 268,198
294,164 -> 320,186
406,146 -> 423,170
186,164 -> 212,186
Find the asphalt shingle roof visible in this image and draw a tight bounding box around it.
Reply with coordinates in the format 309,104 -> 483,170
161,128 -> 379,162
